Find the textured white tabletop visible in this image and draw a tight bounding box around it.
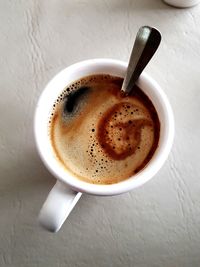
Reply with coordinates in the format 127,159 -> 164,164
1,0 -> 200,266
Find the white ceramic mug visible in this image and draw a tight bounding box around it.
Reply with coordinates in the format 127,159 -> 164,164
163,0 -> 200,7
34,59 -> 174,232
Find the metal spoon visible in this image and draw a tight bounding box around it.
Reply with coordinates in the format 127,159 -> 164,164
121,26 -> 161,94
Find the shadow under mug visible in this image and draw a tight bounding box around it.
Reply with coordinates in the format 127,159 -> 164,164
34,59 -> 174,232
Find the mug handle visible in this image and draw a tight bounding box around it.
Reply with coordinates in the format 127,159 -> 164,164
38,180 -> 82,232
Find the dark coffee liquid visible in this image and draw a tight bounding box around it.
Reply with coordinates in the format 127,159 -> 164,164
49,74 -> 160,184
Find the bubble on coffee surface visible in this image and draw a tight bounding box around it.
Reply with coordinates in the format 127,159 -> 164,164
49,74 -> 160,184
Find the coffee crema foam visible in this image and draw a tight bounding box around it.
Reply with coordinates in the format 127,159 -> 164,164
49,74 -> 160,184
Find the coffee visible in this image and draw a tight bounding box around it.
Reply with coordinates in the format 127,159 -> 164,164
49,74 -> 160,184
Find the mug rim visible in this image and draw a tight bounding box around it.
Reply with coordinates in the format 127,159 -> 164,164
34,58 -> 174,196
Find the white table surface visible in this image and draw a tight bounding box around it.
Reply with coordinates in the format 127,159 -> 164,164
1,0 -> 200,266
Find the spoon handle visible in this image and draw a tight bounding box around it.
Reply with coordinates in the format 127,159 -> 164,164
121,26 -> 161,94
